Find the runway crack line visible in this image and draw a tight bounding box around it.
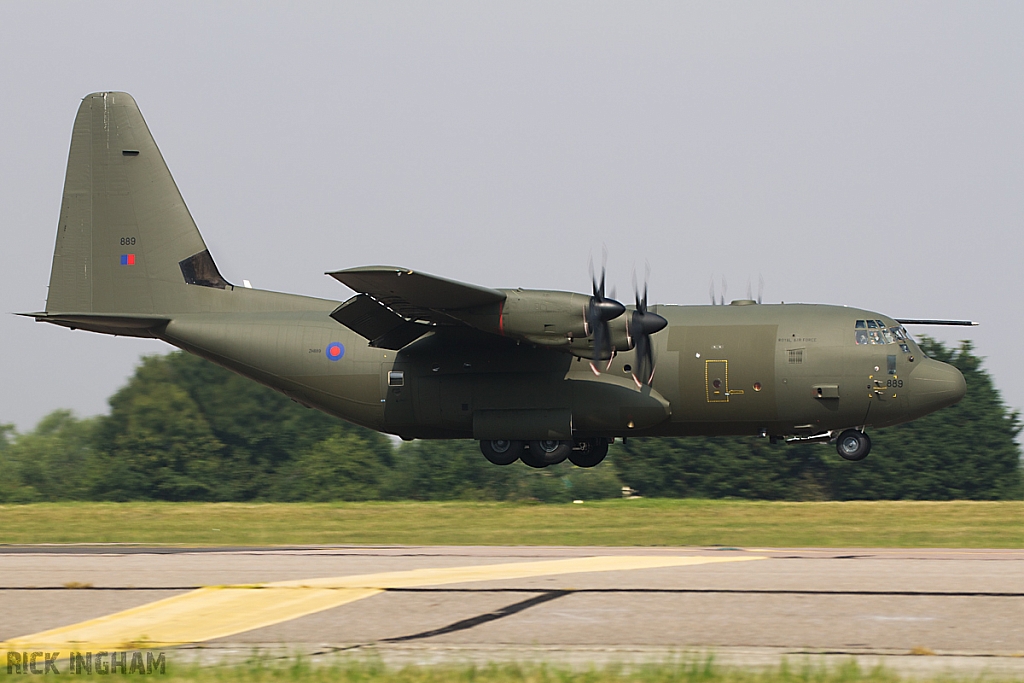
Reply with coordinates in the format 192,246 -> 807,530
381,590 -> 571,643
385,587 -> 1024,598
3,587 -> 1023,597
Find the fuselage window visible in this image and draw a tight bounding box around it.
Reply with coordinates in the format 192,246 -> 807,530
388,370 -> 405,387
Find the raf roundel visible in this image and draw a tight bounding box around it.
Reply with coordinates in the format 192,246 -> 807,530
325,342 -> 345,361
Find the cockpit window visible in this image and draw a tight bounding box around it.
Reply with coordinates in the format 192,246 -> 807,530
855,320 -> 903,345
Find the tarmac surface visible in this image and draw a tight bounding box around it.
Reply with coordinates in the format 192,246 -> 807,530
2,545 -> 1023,676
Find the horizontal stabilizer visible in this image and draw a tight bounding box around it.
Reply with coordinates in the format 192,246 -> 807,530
896,319 -> 979,326
328,266 -> 505,321
20,312 -> 169,338
330,295 -> 432,350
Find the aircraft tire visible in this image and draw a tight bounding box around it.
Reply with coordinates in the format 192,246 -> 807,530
480,439 -> 523,466
528,440 -> 571,465
519,444 -> 549,468
569,438 -> 609,468
836,429 -> 871,461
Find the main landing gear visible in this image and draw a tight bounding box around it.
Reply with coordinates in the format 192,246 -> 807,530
479,438 -> 610,468
836,429 -> 871,461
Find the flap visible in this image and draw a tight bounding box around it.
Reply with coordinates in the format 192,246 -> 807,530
328,266 -> 506,320
330,295 -> 432,350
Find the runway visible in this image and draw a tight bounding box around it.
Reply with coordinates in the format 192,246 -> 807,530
2,545 -> 1023,676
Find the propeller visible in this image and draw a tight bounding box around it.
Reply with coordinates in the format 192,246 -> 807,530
630,266 -> 668,386
586,252 -> 625,367
710,276 -> 728,305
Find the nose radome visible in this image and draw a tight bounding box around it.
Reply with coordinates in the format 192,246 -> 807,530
911,358 -> 966,414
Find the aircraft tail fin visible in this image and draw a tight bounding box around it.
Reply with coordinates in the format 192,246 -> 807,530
45,92 -> 230,316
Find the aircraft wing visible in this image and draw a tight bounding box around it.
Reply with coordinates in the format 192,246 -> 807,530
328,266 -> 505,318
327,266 -> 507,348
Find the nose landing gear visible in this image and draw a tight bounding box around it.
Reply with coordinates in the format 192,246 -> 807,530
836,429 -> 871,461
569,438 -> 610,468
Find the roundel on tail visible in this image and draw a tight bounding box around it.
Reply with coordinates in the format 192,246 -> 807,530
326,342 -> 345,361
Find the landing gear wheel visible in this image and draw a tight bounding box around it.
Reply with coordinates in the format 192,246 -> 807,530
836,429 -> 871,461
480,439 -> 523,466
528,440 -> 571,465
569,438 -> 609,468
519,444 -> 549,469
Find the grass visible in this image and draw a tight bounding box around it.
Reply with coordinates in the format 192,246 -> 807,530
11,655 -> 1018,683
0,499 -> 1022,547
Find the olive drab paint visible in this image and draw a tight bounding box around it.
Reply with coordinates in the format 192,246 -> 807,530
24,93 -> 969,465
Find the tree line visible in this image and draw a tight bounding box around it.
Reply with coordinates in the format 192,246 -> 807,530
1,338 -> 1019,502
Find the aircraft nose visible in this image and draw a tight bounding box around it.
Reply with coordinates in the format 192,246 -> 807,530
909,358 -> 966,416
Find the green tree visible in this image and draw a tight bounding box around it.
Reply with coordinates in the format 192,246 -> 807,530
384,439 -> 516,500
92,356 -> 224,500
160,351 -> 392,500
292,429 -> 391,501
91,351 -> 393,501
614,436 -> 830,500
384,440 -> 623,502
0,412 -> 98,502
0,422 -> 31,503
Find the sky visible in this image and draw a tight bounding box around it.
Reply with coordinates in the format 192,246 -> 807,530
2,2 -> 1022,431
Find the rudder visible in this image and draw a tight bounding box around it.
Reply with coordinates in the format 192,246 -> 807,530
46,92 -> 229,315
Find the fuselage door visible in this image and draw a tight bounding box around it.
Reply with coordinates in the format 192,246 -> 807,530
705,359 -> 729,402
381,361 -> 416,429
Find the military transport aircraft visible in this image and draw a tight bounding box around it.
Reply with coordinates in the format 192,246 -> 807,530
25,92 -> 972,469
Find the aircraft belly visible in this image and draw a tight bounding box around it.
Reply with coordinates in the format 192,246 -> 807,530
385,371 -> 570,438
380,365 -> 671,439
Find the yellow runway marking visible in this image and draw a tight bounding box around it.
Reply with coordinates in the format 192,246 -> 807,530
2,555 -> 762,651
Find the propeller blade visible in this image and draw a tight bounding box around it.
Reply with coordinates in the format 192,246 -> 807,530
585,253 -> 624,363
634,333 -> 652,387
629,265 -> 667,386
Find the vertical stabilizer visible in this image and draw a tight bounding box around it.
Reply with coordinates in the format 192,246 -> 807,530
46,92 -> 228,315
